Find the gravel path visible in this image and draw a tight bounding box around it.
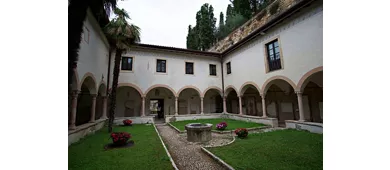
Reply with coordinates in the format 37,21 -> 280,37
156,124 -> 228,170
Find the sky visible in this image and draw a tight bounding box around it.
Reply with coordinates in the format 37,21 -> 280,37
112,0 -> 231,49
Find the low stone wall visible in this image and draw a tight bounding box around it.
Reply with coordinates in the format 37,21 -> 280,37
165,114 -> 222,123
225,113 -> 279,127
285,120 -> 323,134
113,116 -> 155,125
68,119 -> 106,146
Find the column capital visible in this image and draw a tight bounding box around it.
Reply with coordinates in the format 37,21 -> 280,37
102,96 -> 108,99
71,90 -> 80,98
91,94 -> 97,98
200,97 -> 204,100
295,91 -> 303,95
223,97 -> 226,101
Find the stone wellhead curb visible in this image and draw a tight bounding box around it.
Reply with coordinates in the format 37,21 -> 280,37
200,147 -> 235,170
153,124 -> 179,170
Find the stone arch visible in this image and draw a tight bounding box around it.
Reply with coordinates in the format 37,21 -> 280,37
224,85 -> 239,97
239,81 -> 262,96
260,76 -> 297,95
177,85 -> 202,98
97,81 -> 107,96
297,66 -> 323,92
144,84 -> 177,98
79,72 -> 97,94
118,83 -> 144,97
203,86 -> 223,97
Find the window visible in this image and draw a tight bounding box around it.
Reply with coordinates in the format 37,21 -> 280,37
156,59 -> 166,73
209,64 -> 217,76
121,57 -> 133,71
226,62 -> 231,74
83,26 -> 90,44
185,62 -> 194,75
266,39 -> 282,71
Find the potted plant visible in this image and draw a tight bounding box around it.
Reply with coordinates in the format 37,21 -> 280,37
123,119 -> 132,126
234,128 -> 248,138
216,122 -> 228,130
110,132 -> 131,146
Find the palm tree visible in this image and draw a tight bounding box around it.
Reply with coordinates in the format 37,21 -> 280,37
104,7 -> 141,132
68,0 -> 117,94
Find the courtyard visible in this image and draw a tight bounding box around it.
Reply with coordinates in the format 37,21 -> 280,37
68,118 -> 323,170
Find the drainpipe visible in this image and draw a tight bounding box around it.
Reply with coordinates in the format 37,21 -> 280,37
220,54 -> 225,113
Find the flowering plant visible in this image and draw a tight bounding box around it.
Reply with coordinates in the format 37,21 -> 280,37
216,122 -> 228,130
123,119 -> 132,126
234,128 -> 248,138
110,132 -> 131,146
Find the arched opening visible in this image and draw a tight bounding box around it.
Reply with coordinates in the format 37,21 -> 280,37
225,87 -> 239,114
203,88 -> 223,113
95,83 -> 106,120
263,79 -> 297,127
301,71 -> 323,123
116,86 -> 143,117
145,86 -> 176,119
76,76 -> 96,126
240,84 -> 262,116
178,88 -> 201,115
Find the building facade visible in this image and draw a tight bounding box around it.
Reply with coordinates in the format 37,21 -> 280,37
69,0 -> 323,144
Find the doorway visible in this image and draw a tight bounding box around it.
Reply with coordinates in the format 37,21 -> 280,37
150,99 -> 164,119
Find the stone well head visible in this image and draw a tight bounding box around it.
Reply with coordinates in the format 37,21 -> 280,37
185,123 -> 213,143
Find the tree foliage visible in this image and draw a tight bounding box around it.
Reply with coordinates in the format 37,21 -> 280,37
186,0 -> 274,50
186,3 -> 216,51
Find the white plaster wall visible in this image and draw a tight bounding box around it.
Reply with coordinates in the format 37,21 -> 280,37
117,49 -> 222,96
76,9 -> 110,91
222,3 -> 323,93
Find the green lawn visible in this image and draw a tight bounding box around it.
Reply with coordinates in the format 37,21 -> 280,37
208,129 -> 323,170
68,125 -> 173,170
169,118 -> 265,131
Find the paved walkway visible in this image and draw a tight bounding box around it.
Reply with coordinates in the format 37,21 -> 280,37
156,124 -> 229,170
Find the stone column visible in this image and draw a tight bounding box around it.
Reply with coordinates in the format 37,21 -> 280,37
141,97 -> 146,117
69,90 -> 79,130
89,94 -> 97,123
200,97 -> 204,114
100,96 -> 108,119
175,97 -> 178,115
223,97 -> 227,113
238,96 -> 243,115
261,94 -> 267,118
296,91 -> 305,121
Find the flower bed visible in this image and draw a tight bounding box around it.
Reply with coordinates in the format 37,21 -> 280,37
123,119 -> 132,126
216,122 -> 228,130
234,128 -> 248,138
110,132 -> 131,146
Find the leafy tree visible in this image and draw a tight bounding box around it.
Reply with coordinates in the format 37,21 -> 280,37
104,7 -> 141,132
186,3 -> 216,51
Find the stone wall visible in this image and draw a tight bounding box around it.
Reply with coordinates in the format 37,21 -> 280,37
208,0 -> 301,53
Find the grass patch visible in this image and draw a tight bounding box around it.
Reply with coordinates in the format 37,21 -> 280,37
169,118 -> 265,131
208,129 -> 323,170
68,125 -> 173,170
